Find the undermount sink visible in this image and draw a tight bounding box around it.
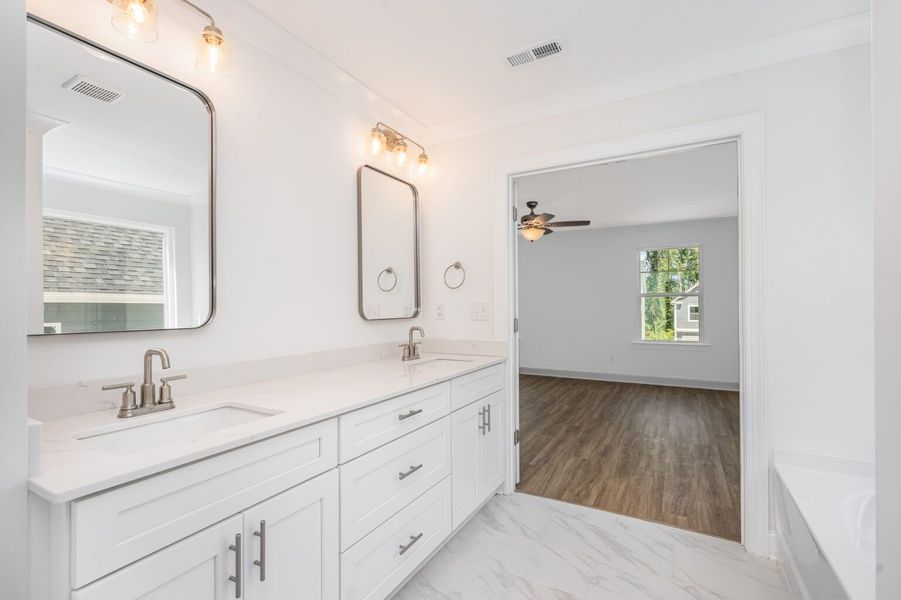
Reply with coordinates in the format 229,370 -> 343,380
410,358 -> 474,368
73,404 -> 281,454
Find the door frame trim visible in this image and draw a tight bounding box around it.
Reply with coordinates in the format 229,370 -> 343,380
495,113 -> 768,557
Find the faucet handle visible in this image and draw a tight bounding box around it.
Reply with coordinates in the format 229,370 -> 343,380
158,374 -> 187,406
102,382 -> 137,416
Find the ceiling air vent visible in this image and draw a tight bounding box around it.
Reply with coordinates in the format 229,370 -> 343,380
504,39 -> 564,69
62,75 -> 125,104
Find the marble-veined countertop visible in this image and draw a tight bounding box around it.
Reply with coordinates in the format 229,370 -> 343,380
30,353 -> 504,503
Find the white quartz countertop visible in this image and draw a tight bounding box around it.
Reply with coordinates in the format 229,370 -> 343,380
30,353 -> 504,503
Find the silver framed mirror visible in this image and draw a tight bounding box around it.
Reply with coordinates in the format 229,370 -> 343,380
25,15 -> 215,336
357,165 -> 420,320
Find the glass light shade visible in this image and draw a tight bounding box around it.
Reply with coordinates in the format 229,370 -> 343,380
110,0 -> 158,42
370,129 -> 386,155
196,26 -> 231,77
520,227 -> 545,242
393,140 -> 408,166
417,152 -> 429,176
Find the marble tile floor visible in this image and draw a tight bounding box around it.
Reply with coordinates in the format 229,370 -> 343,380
395,492 -> 790,600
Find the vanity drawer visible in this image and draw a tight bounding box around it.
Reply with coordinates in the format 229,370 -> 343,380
70,418 -> 338,588
340,476 -> 452,600
339,416 -> 451,551
339,381 -> 451,462
451,363 -> 504,410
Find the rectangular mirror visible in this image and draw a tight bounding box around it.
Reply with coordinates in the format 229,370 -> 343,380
25,16 -> 214,335
358,165 -> 420,320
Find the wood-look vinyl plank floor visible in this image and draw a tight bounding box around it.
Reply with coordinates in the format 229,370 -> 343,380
516,374 -> 741,541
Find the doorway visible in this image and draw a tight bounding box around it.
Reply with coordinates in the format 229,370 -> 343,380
501,116 -> 768,553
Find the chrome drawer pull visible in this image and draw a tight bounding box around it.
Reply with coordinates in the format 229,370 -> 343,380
478,407 -> 486,435
228,533 -> 242,598
399,532 -> 424,555
398,463 -> 424,480
398,408 -> 423,421
253,520 -> 266,582
486,403 -> 492,433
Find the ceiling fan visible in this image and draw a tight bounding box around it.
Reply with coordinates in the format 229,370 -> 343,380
518,201 -> 591,242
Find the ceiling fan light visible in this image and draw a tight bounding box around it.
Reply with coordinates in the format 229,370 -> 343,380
520,227 -> 544,242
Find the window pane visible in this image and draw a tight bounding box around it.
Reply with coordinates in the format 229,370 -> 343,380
641,271 -> 698,293
641,296 -> 675,341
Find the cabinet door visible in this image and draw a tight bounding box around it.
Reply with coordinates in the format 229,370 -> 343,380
243,469 -> 339,600
72,515 -> 242,600
451,400 -> 483,528
479,390 -> 504,497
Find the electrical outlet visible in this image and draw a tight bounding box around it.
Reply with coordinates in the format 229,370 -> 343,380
435,303 -> 446,320
402,304 -> 412,317
471,302 -> 490,321
365,304 -> 380,319
609,354 -> 615,363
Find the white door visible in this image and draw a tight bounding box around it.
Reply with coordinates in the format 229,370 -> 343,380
72,515 -> 242,600
243,469 -> 339,600
480,390 -> 505,496
451,400 -> 483,527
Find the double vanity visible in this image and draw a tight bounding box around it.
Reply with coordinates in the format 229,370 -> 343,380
29,353 -> 507,600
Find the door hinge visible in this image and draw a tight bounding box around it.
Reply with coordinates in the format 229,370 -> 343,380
514,429 -> 520,445
512,206 -> 518,222
513,317 -> 519,333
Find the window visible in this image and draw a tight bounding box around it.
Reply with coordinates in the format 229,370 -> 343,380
639,246 -> 701,342
42,213 -> 174,333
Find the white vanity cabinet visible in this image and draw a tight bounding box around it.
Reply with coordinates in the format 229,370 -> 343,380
451,389 -> 504,527
73,470 -> 338,600
30,360 -> 506,600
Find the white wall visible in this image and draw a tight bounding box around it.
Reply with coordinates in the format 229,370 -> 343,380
518,218 -> 738,387
873,0 -> 901,595
426,45 -> 874,463
25,1 -> 428,387
0,1 -> 29,597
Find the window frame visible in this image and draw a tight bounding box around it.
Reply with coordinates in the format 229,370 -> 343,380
635,244 -> 704,344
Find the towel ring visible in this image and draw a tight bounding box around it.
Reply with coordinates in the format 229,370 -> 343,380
377,267 -> 397,292
444,262 -> 466,290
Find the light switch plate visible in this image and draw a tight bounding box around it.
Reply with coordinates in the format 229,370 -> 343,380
471,302 -> 490,321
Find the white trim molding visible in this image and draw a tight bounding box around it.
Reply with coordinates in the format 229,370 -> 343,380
497,113 -> 769,558
518,367 -> 739,392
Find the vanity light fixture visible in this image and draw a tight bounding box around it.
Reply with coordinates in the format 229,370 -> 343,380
369,122 -> 429,175
105,0 -> 231,77
108,0 -> 158,42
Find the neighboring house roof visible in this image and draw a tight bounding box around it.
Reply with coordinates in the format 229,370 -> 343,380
43,215 -> 164,296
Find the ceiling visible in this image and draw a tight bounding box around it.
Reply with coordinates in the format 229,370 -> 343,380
244,0 -> 868,128
514,142 -> 738,230
26,20 -> 210,198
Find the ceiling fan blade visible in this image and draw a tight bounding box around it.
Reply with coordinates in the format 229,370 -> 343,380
542,227 -> 554,235
532,213 -> 555,224
547,220 -> 591,228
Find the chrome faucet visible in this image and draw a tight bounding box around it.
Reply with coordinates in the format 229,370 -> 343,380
400,327 -> 425,361
102,348 -> 187,418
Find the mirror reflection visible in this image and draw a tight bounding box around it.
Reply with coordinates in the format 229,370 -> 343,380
358,165 -> 419,320
25,19 -> 214,335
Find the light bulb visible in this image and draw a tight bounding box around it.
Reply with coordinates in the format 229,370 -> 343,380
520,227 -> 545,242
196,26 -> 231,77
109,0 -> 158,42
394,140 -> 408,166
370,129 -> 386,155
417,152 -> 429,176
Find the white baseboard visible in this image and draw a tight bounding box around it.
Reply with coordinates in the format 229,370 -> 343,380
518,367 -> 739,392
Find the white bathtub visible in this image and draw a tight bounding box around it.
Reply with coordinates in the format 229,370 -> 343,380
774,451 -> 875,600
